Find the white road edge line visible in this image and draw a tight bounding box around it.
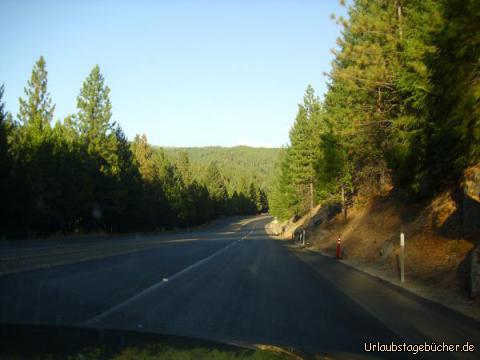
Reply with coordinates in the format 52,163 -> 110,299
82,229 -> 251,325
243,226 -> 254,241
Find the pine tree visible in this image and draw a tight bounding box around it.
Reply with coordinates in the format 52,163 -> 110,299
76,65 -> 119,177
205,162 -> 228,215
258,188 -> 269,213
269,147 -> 299,220
130,135 -> 171,229
177,150 -> 192,185
387,0 -> 443,194
110,125 -> 139,230
422,0 -> 480,190
0,84 -> 9,171
288,85 -> 321,213
315,118 -> 345,201
249,183 -> 259,213
0,84 -> 6,125
13,57 -> 58,234
74,65 -> 122,230
131,134 -> 158,182
18,56 -> 55,134
48,118 -> 92,232
326,0 -> 401,195
188,180 -> 214,223
323,0 -> 443,197
0,84 -> 12,235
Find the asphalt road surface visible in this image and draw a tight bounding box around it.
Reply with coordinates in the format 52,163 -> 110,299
0,215 -> 479,359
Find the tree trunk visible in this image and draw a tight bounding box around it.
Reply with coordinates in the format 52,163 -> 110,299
341,184 -> 347,220
397,2 -> 403,41
310,181 -> 314,212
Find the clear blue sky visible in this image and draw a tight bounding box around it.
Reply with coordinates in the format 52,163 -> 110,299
0,0 -> 347,147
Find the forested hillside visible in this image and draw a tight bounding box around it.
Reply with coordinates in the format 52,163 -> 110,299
270,0 -> 479,220
0,61 -> 270,239
163,146 -> 278,195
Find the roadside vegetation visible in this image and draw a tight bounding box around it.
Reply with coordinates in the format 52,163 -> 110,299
0,325 -> 291,360
269,0 -> 479,221
269,0 -> 479,302
0,64 -> 270,239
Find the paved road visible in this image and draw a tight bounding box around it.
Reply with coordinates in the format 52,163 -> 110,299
0,216 -> 479,359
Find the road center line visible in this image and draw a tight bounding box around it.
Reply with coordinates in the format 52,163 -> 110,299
83,231 -> 249,325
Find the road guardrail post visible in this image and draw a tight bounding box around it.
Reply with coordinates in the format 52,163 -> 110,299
400,233 -> 405,283
336,235 -> 341,259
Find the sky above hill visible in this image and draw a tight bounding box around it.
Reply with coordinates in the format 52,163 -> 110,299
0,0 -> 347,147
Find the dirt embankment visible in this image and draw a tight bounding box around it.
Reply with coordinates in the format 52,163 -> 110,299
268,164 -> 480,319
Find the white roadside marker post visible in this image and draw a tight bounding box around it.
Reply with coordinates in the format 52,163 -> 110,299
400,232 -> 405,283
